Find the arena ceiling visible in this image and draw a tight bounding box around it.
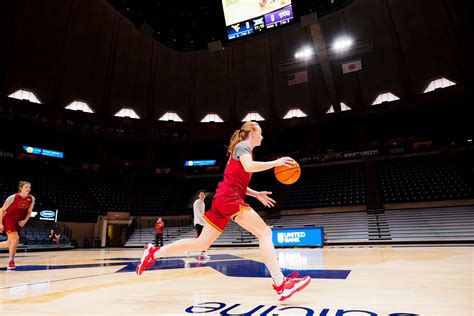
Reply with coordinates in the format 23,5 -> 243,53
1,0 -> 470,124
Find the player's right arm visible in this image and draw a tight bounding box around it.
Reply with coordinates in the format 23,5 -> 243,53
234,141 -> 296,173
0,195 -> 15,233
239,154 -> 296,173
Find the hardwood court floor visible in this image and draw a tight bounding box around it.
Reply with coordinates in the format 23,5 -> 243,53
0,246 -> 472,315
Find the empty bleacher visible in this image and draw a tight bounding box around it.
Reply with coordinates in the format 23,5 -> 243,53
268,206 -> 473,244
84,174 -> 131,212
284,163 -> 367,209
0,220 -> 73,249
125,225 -> 196,247
125,221 -> 258,247
2,151 -> 474,247
0,174 -> 100,223
385,206 -> 474,242
377,154 -> 474,203
28,175 -> 87,212
21,226 -> 70,247
124,206 -> 474,246
133,175 -> 172,215
0,175 -> 43,210
267,212 -> 370,243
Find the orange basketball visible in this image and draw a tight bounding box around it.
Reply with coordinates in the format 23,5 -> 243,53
274,162 -> 301,185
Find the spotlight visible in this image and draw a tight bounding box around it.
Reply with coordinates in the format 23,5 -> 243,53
295,47 -> 314,59
333,36 -> 353,52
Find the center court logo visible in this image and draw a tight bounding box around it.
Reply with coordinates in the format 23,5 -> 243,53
185,302 -> 419,315
277,231 -> 306,243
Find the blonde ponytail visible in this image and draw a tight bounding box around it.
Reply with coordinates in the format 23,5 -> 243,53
227,121 -> 260,155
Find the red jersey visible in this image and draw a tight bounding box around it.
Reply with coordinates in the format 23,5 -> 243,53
203,141 -> 254,232
4,194 -> 33,220
155,221 -> 164,234
3,193 -> 34,233
215,155 -> 252,200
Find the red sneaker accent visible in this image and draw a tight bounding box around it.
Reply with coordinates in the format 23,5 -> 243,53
272,272 -> 311,301
7,260 -> 15,270
136,243 -> 159,275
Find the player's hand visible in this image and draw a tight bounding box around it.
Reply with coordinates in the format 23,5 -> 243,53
0,224 -> 4,233
256,191 -> 276,208
274,157 -> 297,168
18,220 -> 26,227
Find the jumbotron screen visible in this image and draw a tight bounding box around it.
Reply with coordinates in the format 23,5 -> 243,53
222,0 -> 294,40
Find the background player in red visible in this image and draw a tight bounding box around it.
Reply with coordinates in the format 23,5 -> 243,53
0,181 -> 35,270
136,122 -> 311,301
154,217 -> 164,247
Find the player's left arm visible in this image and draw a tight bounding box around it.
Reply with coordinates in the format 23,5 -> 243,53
246,187 -> 276,208
19,196 -> 35,227
246,187 -> 259,198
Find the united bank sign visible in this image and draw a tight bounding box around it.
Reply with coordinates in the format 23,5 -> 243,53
272,227 -> 324,247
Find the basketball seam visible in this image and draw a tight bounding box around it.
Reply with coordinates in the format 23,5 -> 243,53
274,167 -> 300,176
289,172 -> 301,183
279,170 -> 299,183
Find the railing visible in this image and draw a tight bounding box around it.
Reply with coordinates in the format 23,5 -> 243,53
126,217 -> 137,241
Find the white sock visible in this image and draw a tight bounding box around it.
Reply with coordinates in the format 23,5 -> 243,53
271,270 -> 284,287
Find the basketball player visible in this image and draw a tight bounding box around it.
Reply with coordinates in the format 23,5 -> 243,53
136,122 -> 311,301
48,228 -> 61,248
154,218 -> 164,247
193,190 -> 210,261
0,181 -> 35,270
